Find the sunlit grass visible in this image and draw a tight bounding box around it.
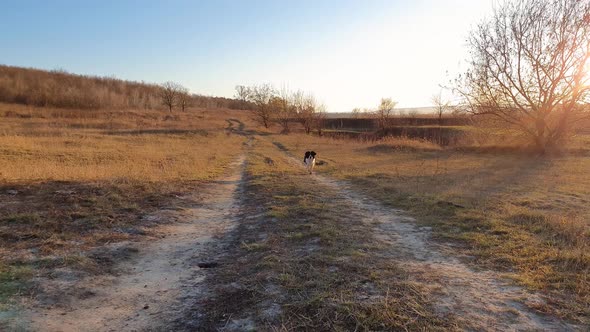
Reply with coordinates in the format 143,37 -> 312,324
0,132 -> 244,182
0,103 -> 250,312
274,132 -> 590,323
0,103 -> 248,182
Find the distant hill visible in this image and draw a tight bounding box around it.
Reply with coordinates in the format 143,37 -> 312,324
326,107 -> 437,118
0,65 -> 244,110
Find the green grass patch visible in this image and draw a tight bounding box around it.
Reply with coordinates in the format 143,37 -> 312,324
0,263 -> 34,309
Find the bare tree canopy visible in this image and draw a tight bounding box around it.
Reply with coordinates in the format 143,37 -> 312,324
160,81 -> 183,112
177,84 -> 190,112
293,91 -> 318,134
235,83 -> 326,133
237,84 -> 275,128
351,107 -> 362,118
234,85 -> 251,102
373,97 -> 397,130
457,0 -> 590,151
272,86 -> 295,134
431,93 -> 451,125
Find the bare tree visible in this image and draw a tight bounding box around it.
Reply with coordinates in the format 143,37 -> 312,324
456,0 -> 590,152
351,107 -> 362,118
431,93 -> 451,125
373,97 -> 397,130
160,81 -> 182,112
233,85 -> 254,110
315,103 -> 328,136
292,90 -> 305,131
272,86 -> 294,133
248,84 -> 275,128
234,85 -> 250,101
293,91 -> 317,134
177,85 -> 190,112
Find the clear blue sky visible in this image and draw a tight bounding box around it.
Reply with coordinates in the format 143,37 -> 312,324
1,0 -> 493,112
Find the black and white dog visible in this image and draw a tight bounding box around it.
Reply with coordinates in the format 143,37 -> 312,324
303,151 -> 316,174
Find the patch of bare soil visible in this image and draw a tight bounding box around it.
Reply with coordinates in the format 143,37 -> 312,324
9,157 -> 245,332
311,173 -> 580,331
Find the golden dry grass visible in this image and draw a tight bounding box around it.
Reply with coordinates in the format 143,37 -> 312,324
0,103 -> 251,182
273,132 -> 590,323
0,103 -> 252,308
0,133 -> 244,182
274,133 -> 590,226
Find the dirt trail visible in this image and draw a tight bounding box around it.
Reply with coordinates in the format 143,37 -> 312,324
17,157 -> 245,332
278,150 -> 577,331
317,176 -> 577,331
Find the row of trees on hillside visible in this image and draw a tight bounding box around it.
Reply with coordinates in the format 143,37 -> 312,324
0,65 -> 245,111
0,65 -> 162,109
159,82 -> 253,112
235,84 -> 327,134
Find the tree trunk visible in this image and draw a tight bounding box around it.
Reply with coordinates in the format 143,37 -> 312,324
534,136 -> 546,154
534,117 -> 547,153
281,120 -> 289,134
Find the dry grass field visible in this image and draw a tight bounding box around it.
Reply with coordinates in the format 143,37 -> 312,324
0,103 -> 250,310
191,137 -> 457,330
4,0 -> 590,328
1,99 -> 588,329
273,133 -> 590,323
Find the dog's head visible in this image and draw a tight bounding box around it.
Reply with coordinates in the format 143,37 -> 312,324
304,151 -> 317,160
